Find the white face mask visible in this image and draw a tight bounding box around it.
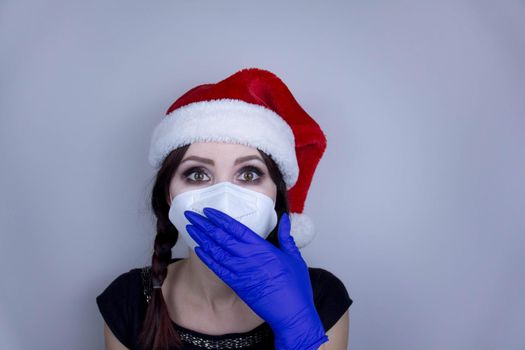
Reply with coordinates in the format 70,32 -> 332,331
169,182 -> 278,251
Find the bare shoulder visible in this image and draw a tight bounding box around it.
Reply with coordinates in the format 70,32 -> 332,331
323,309 -> 350,350
103,321 -> 130,350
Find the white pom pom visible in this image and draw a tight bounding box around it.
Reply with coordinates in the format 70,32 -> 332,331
289,212 -> 316,249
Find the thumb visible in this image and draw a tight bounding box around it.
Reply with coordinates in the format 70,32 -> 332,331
277,213 -> 300,258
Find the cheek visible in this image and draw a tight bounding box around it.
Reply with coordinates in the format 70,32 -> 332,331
169,178 -> 204,203
168,177 -> 185,203
265,182 -> 277,204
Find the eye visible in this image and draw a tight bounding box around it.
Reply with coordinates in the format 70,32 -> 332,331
183,167 -> 210,183
238,166 -> 264,183
181,165 -> 265,184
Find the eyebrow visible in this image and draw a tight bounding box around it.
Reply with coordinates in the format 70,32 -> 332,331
180,155 -> 265,166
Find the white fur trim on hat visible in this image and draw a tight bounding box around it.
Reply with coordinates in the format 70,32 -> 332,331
149,98 -> 299,189
289,212 -> 316,249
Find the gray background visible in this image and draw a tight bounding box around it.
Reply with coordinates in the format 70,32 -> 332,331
1,1 -> 524,349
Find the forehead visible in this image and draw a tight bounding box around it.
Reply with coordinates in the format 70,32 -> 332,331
185,142 -> 260,157
186,142 -> 259,155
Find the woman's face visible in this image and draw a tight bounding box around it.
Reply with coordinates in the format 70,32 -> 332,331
167,142 -> 277,206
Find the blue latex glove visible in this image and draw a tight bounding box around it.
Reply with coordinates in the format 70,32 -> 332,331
184,207 -> 328,350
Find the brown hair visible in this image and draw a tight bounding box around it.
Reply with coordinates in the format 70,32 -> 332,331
137,143 -> 290,350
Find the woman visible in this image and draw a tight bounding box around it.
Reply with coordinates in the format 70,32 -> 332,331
96,68 -> 352,350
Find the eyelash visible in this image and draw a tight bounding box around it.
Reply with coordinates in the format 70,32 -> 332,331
182,166 -> 265,184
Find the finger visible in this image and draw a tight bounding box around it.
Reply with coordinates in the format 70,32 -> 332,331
185,215 -> 251,258
277,213 -> 301,259
202,207 -> 263,245
184,210 -> 220,234
187,225 -> 246,274
186,224 -> 211,251
186,210 -> 255,258
194,246 -> 237,284
185,210 -> 243,246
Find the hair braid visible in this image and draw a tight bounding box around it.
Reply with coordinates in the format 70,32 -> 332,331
137,145 -> 190,350
140,224 -> 181,350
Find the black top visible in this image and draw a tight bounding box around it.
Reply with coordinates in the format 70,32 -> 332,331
96,257 -> 353,350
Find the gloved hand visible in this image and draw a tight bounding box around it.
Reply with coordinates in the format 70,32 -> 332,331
184,207 -> 328,350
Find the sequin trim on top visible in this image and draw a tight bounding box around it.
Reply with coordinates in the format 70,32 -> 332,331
175,325 -> 272,348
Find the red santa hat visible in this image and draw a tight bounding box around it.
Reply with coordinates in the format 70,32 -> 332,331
148,67 -> 327,248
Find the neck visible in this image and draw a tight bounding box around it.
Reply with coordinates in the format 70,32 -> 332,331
179,248 -> 241,313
